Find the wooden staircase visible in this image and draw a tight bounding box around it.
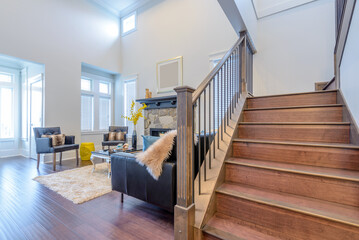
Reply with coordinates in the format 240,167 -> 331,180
202,90 -> 359,240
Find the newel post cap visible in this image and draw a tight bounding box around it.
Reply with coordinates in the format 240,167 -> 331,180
174,86 -> 195,93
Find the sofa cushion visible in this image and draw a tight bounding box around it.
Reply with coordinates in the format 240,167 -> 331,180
137,130 -> 176,180
142,135 -> 160,151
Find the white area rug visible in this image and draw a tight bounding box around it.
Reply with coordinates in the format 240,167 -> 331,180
33,163 -> 111,204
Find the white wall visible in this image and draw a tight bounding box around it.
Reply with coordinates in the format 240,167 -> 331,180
234,0 -> 258,45
120,0 -> 238,143
340,3 -> 359,126
253,0 -> 335,96
0,0 -> 121,159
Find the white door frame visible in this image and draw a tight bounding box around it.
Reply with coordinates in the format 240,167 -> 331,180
29,74 -> 44,159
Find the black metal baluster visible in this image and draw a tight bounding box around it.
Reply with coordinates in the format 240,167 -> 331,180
224,62 -> 227,133
209,81 -> 212,169
213,75 -> 216,159
204,89 -> 206,181
228,55 -> 233,119
198,97 -> 201,195
218,70 -> 221,145
221,66 -> 224,140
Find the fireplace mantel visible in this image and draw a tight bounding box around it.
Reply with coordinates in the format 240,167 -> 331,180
136,95 -> 177,109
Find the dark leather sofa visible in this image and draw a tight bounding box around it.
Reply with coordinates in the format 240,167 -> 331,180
111,133 -> 212,212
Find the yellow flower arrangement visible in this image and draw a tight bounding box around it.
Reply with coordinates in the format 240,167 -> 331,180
122,101 -> 147,126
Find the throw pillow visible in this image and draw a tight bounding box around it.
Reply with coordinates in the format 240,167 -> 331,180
108,132 -> 116,141
116,132 -> 125,141
41,134 -> 65,146
136,130 -> 177,180
142,135 -> 160,151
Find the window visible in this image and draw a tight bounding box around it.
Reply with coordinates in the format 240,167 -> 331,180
99,97 -> 111,130
124,79 -> 136,134
121,12 -> 136,36
81,76 -> 113,132
81,95 -> 94,131
0,73 -> 14,138
99,82 -> 110,94
0,73 -> 12,83
81,78 -> 92,91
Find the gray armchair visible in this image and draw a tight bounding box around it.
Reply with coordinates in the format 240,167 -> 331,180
102,126 -> 128,150
33,127 -> 79,171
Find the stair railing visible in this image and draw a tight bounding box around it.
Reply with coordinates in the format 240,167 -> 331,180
174,31 -> 255,240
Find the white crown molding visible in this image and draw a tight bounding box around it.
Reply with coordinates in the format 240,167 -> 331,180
119,0 -> 152,17
252,0 -> 317,19
89,0 -> 120,16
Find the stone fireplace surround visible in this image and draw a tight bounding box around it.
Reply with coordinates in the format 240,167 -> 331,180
136,95 -> 177,135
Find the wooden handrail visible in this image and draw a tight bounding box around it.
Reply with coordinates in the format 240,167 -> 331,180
192,36 -> 245,102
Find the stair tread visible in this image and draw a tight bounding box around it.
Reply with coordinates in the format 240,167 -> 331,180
233,138 -> 359,149
244,104 -> 343,111
226,158 -> 359,182
204,213 -> 279,240
238,122 -> 350,125
217,182 -> 359,227
247,90 -> 337,99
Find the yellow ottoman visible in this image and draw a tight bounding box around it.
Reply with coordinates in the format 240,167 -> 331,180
80,142 -> 95,161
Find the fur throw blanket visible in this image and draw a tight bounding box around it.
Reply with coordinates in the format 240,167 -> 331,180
136,130 -> 177,180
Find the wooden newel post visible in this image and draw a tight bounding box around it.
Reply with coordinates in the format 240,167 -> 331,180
174,86 -> 195,240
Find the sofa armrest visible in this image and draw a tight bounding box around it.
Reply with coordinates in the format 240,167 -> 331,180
146,161 -> 176,212
65,135 -> 75,144
111,153 -> 176,212
35,137 -> 52,154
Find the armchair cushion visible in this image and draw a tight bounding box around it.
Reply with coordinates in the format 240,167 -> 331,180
52,144 -> 79,153
102,140 -> 126,147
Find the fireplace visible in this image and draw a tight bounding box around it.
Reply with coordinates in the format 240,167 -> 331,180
136,95 -> 177,135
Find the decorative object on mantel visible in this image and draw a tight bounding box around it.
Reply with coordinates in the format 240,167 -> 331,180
145,89 -> 153,98
122,101 -> 147,150
156,56 -> 183,93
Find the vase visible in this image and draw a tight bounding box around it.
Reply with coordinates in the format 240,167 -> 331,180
132,128 -> 137,150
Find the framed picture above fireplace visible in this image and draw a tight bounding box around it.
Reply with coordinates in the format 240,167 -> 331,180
156,56 -> 183,93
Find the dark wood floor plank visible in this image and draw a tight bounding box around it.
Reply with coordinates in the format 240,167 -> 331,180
0,156 -> 174,240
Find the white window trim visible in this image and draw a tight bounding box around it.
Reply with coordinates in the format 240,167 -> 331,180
121,11 -> 137,36
81,73 -> 114,133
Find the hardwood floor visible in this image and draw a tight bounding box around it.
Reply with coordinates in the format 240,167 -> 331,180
0,156 -> 174,240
